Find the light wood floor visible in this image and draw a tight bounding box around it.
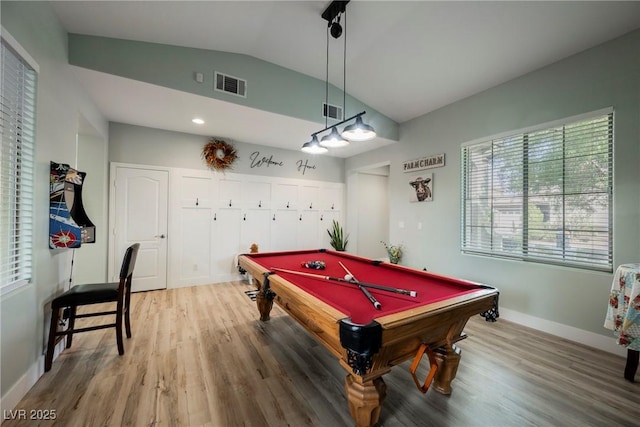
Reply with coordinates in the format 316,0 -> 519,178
4,280 -> 639,427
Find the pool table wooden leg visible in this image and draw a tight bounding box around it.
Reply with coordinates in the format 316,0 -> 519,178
255,289 -> 274,321
344,374 -> 386,427
432,343 -> 461,395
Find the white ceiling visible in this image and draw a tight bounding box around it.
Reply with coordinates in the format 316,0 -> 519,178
50,1 -> 640,157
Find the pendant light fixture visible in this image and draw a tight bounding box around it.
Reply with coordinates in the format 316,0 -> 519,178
321,126 -> 348,148
319,2 -> 347,149
301,134 -> 328,154
301,0 -> 376,153
342,115 -> 376,141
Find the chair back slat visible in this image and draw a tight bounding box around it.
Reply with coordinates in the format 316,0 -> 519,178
119,243 -> 140,280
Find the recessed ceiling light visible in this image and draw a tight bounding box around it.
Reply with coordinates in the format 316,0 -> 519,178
192,118 -> 205,124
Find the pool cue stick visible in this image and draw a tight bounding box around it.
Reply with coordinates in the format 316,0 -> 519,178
270,268 -> 418,297
338,262 -> 381,310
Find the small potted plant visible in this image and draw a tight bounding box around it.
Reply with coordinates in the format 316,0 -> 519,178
327,220 -> 349,251
381,241 -> 403,264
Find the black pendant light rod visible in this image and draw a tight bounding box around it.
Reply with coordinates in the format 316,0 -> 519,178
321,1 -> 349,24
310,111 -> 367,137
342,7 -> 347,117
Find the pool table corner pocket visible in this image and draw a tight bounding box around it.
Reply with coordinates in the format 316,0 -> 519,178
340,319 -> 382,375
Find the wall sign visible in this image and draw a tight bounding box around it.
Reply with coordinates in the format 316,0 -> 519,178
296,159 -> 317,175
403,153 -> 445,173
249,151 -> 284,168
247,151 -> 318,176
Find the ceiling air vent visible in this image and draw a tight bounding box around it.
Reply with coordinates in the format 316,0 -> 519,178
323,102 -> 343,121
214,71 -> 247,97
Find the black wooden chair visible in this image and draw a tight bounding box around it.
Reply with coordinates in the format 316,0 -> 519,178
45,243 -> 140,372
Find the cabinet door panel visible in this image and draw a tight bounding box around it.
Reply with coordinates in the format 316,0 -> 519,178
243,179 -> 271,209
179,174 -> 214,208
212,208 -> 242,281
176,207 -> 212,286
219,177 -> 243,208
273,183 -> 299,210
270,209 -> 298,251
241,209 -> 271,253
298,210 -> 319,249
300,184 -> 320,211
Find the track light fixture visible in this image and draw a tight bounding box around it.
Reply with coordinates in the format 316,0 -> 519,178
301,0 -> 376,154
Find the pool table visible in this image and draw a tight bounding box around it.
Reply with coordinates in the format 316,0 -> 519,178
238,249 -> 499,427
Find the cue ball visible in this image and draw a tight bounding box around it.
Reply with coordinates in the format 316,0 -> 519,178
344,274 -> 353,281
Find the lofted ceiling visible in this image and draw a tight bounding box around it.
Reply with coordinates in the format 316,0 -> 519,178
50,1 -> 640,157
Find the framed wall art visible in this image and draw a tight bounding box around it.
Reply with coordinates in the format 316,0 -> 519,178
408,173 -> 433,203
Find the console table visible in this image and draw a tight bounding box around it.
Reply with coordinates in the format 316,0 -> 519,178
604,263 -> 640,381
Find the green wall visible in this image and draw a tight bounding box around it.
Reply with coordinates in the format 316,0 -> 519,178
347,29 -> 640,340
68,34 -> 399,141
1,0 -> 108,407
109,122 -> 345,182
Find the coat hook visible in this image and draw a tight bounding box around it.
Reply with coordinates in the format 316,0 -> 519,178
213,213 -> 217,221
320,214 -> 323,221
309,203 -> 313,209
196,198 -> 199,206
273,214 -> 276,221
299,214 -> 302,221
243,213 -> 246,221
286,202 -> 290,208
258,200 -> 262,207
229,199 -> 232,207
331,203 -> 335,209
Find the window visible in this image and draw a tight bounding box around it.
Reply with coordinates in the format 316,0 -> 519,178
1,34 -> 37,295
461,109 -> 613,271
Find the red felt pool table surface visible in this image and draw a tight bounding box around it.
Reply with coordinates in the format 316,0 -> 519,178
239,249 -> 498,427
243,249 -> 485,324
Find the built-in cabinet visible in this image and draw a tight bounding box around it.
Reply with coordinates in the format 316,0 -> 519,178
169,169 -> 344,287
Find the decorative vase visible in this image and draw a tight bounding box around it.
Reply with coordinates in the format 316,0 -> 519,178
381,241 -> 403,265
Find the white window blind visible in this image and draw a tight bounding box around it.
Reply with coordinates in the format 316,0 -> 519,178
461,110 -> 613,271
1,38 -> 36,295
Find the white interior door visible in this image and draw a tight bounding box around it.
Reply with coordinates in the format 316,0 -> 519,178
356,172 -> 389,259
114,166 -> 168,292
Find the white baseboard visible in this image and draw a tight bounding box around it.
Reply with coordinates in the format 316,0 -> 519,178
498,307 -> 627,357
168,274 -> 245,289
0,359 -> 39,415
1,341 -> 65,414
